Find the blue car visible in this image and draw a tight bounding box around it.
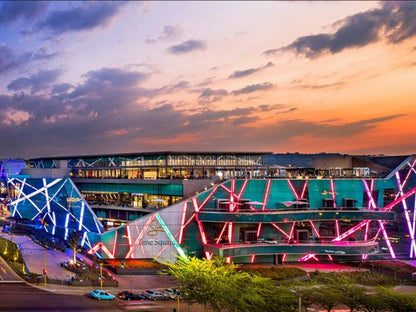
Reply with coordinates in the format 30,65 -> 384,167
89,289 -> 116,301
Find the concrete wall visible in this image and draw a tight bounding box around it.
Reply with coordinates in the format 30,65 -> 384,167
21,168 -> 71,178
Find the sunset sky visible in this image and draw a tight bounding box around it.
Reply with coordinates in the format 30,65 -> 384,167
1,1 -> 416,158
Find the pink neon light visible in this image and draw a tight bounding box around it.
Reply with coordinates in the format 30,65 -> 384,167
216,222 -> 229,244
225,256 -> 231,263
126,225 -> 132,247
183,213 -> 196,228
328,254 -> 333,261
282,254 -> 287,262
179,202 -> 188,244
372,227 -> 382,241
192,197 -> 200,212
88,242 -> 102,254
262,179 -> 271,210
309,221 -> 321,238
287,179 -> 300,200
100,244 -> 115,259
330,179 -> 337,208
199,186 -> 219,210
298,253 -> 317,262
335,220 -> 340,238
289,222 -> 296,240
363,180 -> 376,210
271,223 -> 290,239
228,222 -> 233,244
197,220 -> 207,244
112,231 -> 118,257
362,221 -> 370,260
401,158 -> 416,191
250,254 -> 255,263
205,251 -> 213,260
125,214 -> 155,258
383,187 -> 416,211
155,232 -> 180,259
332,220 -> 370,242
236,179 -> 248,200
395,172 -> 416,257
220,184 -> 232,193
300,180 -> 308,199
378,220 -> 396,259
256,223 -> 262,238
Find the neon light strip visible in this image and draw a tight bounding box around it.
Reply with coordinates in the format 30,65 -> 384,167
372,227 -> 382,242
228,222 -> 233,244
383,187 -> 416,211
289,222 -> 296,240
112,231 -> 118,258
363,180 -> 376,210
271,223 -> 290,239
192,197 -> 200,212
332,221 -> 370,242
396,172 -> 416,257
81,231 -> 87,247
11,178 -> 62,205
378,220 -> 396,259
225,257 -> 231,263
400,158 -> 416,191
362,221 -> 370,260
287,179 -> 300,199
178,202 -> 188,244
216,223 -> 228,244
205,251 -> 213,260
298,253 -> 316,262
331,179 -> 340,238
300,180 -> 308,199
196,217 -> 207,244
250,254 -> 255,263
155,232 -> 180,260
309,221 -> 321,238
328,254 -> 333,261
199,186 -> 219,210
282,254 -> 287,262
220,184 -> 232,193
236,179 -> 248,200
78,202 -> 85,231
126,225 -> 132,247
155,213 -> 187,259
256,223 -> 262,238
125,214 -> 155,258
101,244 -> 115,259
183,213 -> 196,228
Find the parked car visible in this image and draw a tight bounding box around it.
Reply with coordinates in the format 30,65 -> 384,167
89,289 -> 115,301
118,291 -> 145,301
141,289 -> 170,300
163,288 -> 182,299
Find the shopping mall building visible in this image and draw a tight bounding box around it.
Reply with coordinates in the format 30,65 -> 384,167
2,151 -> 416,264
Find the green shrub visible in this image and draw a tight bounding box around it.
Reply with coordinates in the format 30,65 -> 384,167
241,266 -> 307,281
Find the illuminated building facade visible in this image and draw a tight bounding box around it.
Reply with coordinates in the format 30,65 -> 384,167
4,153 -> 416,263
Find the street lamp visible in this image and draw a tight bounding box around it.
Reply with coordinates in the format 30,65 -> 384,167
289,288 -> 301,312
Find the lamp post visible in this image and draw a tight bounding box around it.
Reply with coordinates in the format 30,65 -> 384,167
43,252 -> 47,287
289,288 -> 301,312
99,262 -> 103,291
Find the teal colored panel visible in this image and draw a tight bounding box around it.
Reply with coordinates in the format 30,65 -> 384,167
308,180 -> 332,208
269,180 -> 295,209
333,180 -> 364,208
79,183 -> 182,196
241,180 -> 268,204
375,179 -> 398,207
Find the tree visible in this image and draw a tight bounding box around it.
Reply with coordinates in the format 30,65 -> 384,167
311,285 -> 343,312
162,256 -> 288,312
337,283 -> 366,312
66,230 -> 81,264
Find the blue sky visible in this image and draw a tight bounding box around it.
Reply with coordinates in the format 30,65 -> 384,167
1,1 -> 416,158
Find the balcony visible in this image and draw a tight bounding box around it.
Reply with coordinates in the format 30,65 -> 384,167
197,209 -> 395,223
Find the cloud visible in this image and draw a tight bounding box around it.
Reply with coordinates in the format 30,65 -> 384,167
232,82 -> 274,95
38,2 -> 127,35
265,2 -> 416,58
7,69 -> 63,94
0,44 -> 57,74
167,39 -> 206,54
229,62 -> 274,79
146,24 -> 183,44
199,88 -> 228,98
0,1 -> 49,25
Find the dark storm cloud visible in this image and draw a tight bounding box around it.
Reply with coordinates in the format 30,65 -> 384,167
229,62 -> 274,79
7,69 -> 62,94
167,39 -> 206,54
0,44 -> 57,74
38,2 -> 127,35
0,1 -> 49,24
232,82 -> 274,95
265,2 -> 416,58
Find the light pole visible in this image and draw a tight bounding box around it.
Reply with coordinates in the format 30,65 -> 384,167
43,252 -> 47,287
289,288 -> 301,312
99,262 -> 103,291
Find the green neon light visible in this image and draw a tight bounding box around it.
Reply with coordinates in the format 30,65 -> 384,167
155,213 -> 187,259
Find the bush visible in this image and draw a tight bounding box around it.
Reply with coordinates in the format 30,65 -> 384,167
241,266 -> 307,281
309,270 -> 402,286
